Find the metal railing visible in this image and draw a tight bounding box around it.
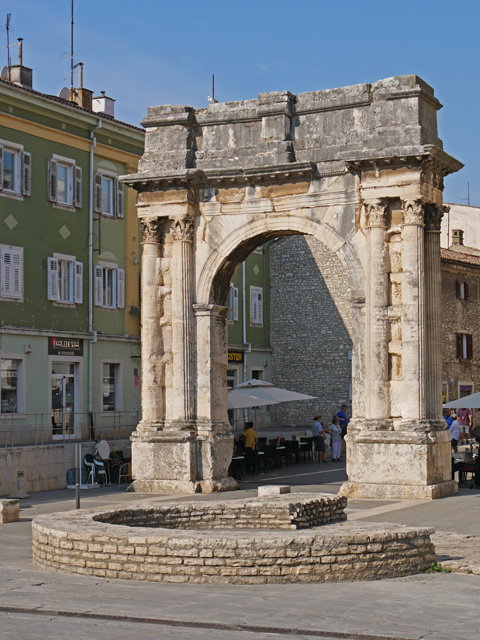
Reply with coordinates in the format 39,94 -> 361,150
0,410 -> 141,448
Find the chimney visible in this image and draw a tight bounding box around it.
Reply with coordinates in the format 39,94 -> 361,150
92,91 -> 115,118
69,63 -> 93,110
452,229 -> 464,246
8,38 -> 33,88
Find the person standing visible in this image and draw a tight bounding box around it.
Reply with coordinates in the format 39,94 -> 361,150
312,415 -> 328,464
449,414 -> 460,454
243,422 -> 258,475
457,408 -> 472,445
329,416 -> 343,462
336,404 -> 350,438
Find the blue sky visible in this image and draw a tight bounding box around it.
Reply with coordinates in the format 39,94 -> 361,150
4,0 -> 480,204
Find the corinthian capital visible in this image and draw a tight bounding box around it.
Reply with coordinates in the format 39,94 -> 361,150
140,217 -> 162,244
171,215 -> 195,242
402,199 -> 424,226
424,203 -> 445,231
364,199 -> 388,228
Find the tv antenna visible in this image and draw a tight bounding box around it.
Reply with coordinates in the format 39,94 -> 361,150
208,74 -> 218,104
5,13 -> 11,80
461,182 -> 471,207
70,0 -> 74,92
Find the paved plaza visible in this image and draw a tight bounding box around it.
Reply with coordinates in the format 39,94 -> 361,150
1,460 -> 480,640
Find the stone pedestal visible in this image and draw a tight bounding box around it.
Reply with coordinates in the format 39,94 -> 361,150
340,423 -> 457,499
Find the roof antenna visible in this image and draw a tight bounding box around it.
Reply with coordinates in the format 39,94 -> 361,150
5,13 -> 11,80
70,0 -> 74,94
208,74 -> 218,104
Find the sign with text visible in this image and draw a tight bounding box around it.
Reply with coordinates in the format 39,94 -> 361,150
228,351 -> 244,363
48,337 -> 84,357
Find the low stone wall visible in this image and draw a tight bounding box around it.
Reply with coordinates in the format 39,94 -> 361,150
94,494 -> 348,530
32,494 -> 436,584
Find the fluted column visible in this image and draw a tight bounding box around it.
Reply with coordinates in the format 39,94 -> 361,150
424,203 -> 445,421
170,214 -> 195,423
400,199 -> 426,421
364,199 -> 389,421
137,217 -> 164,431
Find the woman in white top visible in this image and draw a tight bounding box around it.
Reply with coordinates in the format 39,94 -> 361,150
449,415 -> 460,453
329,416 -> 343,462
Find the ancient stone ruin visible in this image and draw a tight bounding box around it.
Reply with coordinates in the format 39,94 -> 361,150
122,75 -> 462,498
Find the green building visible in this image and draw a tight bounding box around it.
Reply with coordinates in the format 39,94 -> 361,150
0,51 -> 144,492
226,245 -> 271,430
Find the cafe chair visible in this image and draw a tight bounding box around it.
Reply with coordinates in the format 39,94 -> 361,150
118,461 -> 132,486
83,454 -> 96,485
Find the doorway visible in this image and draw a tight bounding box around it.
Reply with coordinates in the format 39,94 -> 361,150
51,362 -> 75,438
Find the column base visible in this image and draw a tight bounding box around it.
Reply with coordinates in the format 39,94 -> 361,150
130,421 -> 237,494
341,424 -> 458,500
339,480 -> 457,500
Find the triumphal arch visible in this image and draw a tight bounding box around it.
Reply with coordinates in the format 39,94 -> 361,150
123,75 -> 462,498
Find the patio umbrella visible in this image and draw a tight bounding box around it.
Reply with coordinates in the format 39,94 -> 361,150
443,392 -> 480,409
227,389 -> 276,410
235,379 -> 316,404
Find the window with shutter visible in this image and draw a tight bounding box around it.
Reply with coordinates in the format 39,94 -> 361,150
0,140 -> 25,196
22,151 -> 32,196
48,159 -> 58,202
74,166 -> 82,208
117,269 -> 125,308
233,286 -> 239,321
250,286 -> 263,326
94,172 -> 102,213
96,170 -> 123,218
1,246 -> 23,300
74,262 -> 83,304
117,181 -> 124,218
47,257 -> 60,301
94,266 -> 104,306
456,280 -> 469,300
457,333 -> 473,359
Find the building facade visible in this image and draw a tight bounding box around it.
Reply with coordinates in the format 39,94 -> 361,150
0,55 -> 144,492
227,245 -> 272,430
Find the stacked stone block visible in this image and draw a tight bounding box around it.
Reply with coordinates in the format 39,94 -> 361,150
32,494 -> 436,584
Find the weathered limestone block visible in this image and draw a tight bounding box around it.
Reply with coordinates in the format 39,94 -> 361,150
0,499 -> 19,523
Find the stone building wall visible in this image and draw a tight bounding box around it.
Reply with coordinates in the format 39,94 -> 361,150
270,236 -> 352,428
440,250 -> 480,420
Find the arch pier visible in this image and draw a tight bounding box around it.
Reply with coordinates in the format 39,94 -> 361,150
122,75 -> 462,498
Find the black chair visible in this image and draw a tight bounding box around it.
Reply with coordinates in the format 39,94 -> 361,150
286,440 -> 299,464
300,437 -> 313,462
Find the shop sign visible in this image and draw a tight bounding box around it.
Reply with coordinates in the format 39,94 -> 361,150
48,337 -> 84,357
228,351 -> 244,363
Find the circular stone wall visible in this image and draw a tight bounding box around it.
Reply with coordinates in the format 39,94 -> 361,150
32,494 -> 436,584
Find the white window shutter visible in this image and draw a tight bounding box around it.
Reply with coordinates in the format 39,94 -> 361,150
250,288 -> 263,325
47,257 -> 59,301
257,290 -> 263,325
94,265 -> 103,306
74,261 -> 83,304
74,165 -> 82,208
117,268 -> 125,308
94,172 -> 102,213
0,145 -> 4,192
117,181 -> 124,218
22,151 -> 32,196
48,159 -> 58,202
233,287 -> 239,321
11,249 -> 23,298
1,249 -> 11,296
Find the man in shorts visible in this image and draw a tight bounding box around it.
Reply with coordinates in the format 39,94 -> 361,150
312,415 -> 329,464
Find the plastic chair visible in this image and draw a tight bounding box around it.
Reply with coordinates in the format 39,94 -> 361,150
94,458 -> 108,485
118,461 -> 132,486
84,454 -> 96,484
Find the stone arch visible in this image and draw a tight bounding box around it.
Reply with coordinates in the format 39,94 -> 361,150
124,75 -> 463,498
197,214 -> 365,307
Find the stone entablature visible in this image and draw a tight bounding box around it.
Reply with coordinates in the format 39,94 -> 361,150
122,75 -> 462,498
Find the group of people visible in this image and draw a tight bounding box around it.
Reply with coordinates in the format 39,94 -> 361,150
311,405 -> 349,464
444,407 -> 473,453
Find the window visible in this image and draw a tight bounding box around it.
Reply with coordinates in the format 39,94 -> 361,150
94,171 -> 124,218
456,333 -> 473,359
0,245 -> 23,300
48,155 -> 82,208
48,254 -> 83,304
456,280 -> 469,300
227,285 -> 239,323
0,140 -> 31,197
250,286 -> 263,326
102,362 -> 121,411
94,264 -> 125,309
1,358 -> 23,414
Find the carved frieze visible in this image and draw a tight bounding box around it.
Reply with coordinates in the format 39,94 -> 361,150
421,159 -> 445,191
140,217 -> 163,244
402,199 -> 424,226
171,215 -> 195,242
